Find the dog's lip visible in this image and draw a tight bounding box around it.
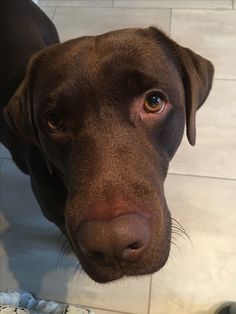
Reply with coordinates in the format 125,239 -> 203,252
85,263 -> 124,283
67,241 -> 171,283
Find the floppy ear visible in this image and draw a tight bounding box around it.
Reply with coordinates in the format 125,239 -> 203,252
176,46 -> 214,145
4,77 -> 38,145
3,56 -> 53,174
148,27 -> 214,145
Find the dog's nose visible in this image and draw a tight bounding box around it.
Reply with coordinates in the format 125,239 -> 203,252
77,213 -> 150,265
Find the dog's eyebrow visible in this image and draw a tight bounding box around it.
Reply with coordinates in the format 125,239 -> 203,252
116,68 -> 164,97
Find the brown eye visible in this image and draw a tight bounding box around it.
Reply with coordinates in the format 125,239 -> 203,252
144,92 -> 166,113
46,113 -> 65,133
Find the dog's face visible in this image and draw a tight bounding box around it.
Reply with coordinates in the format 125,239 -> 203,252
4,27 -> 214,282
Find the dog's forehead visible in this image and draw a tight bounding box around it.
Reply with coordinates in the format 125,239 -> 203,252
34,28 -> 183,109
37,28 -> 176,79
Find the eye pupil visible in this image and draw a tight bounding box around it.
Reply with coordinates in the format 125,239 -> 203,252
148,95 -> 161,107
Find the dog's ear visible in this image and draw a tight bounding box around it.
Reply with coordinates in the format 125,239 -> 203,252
4,76 -> 38,146
148,27 -> 214,145
3,55 -> 53,174
175,46 -> 214,145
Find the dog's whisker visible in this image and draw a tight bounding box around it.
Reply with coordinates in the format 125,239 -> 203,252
171,230 -> 188,241
168,252 -> 175,264
171,217 -> 190,236
72,264 -> 79,279
72,255 -> 80,265
57,236 -> 72,269
171,217 -> 185,230
57,233 -> 66,242
171,235 -> 178,241
171,241 -> 183,257
171,219 -> 191,242
72,262 -> 83,281
171,220 -> 186,234
77,269 -> 83,281
57,236 -> 83,280
172,225 -> 188,237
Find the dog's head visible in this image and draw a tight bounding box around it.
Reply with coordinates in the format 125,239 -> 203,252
4,27 -> 214,282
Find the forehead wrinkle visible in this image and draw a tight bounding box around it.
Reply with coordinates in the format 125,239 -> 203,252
93,36 -> 176,94
49,76 -> 77,100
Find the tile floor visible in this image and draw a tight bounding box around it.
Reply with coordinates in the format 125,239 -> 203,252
0,1 -> 236,313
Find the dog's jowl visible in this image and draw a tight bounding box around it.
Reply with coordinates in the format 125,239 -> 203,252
0,0 -> 214,283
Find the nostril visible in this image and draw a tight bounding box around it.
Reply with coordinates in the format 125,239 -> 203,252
121,240 -> 146,262
127,241 -> 143,251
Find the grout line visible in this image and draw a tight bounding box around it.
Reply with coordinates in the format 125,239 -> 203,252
169,8 -> 173,37
168,172 -> 236,182
38,2 -> 234,10
147,275 -> 153,314
82,304 -> 135,314
171,7 -> 234,11
50,7 -> 232,11
40,5 -> 114,9
45,6 -> 167,9
214,78 -> 236,81
40,4 -> 234,10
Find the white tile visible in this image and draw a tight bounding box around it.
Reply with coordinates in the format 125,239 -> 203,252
114,0 -> 232,9
169,80 -> 236,180
0,160 -> 150,314
150,174 -> 236,314
171,9 -> 236,80
196,80 -> 236,128
64,275 -> 150,314
0,144 -> 11,159
39,0 -> 113,7
53,7 -> 171,41
170,126 -> 236,179
38,5 -> 57,18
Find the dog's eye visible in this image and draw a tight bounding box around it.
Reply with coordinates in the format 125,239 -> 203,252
144,92 -> 166,113
46,113 -> 65,133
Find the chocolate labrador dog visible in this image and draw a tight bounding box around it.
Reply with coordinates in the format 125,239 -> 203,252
0,0 -> 214,283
